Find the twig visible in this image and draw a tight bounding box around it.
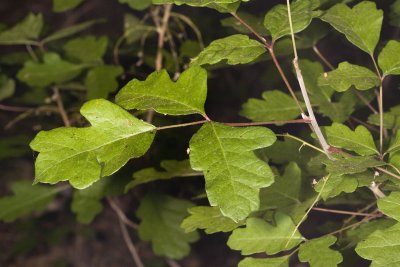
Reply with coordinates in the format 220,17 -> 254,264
0,104 -> 33,112
52,87 -> 71,127
108,198 -> 138,230
230,12 -> 268,46
108,198 -> 144,267
313,45 -> 334,70
166,258 -> 181,267
286,0 -> 332,159
312,207 -> 373,217
170,12 -> 204,50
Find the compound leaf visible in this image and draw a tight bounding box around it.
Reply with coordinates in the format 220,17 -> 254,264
240,90 -> 302,122
378,40 -> 400,76
85,65 -> 123,99
325,123 -> 378,156
320,1 -> 383,54
17,53 -> 86,87
318,62 -> 379,92
181,206 -> 243,234
378,192 -> 400,222
126,159 -> 200,190
238,256 -> 289,267
227,213 -> 304,255
189,122 -> 276,221
116,66 -> 207,116
30,99 -> 156,189
298,236 -> 343,267
356,222 -> 400,267
137,192 -> 199,259
191,34 -> 265,66
264,0 -> 318,41
0,13 -> 43,45
0,181 -> 60,222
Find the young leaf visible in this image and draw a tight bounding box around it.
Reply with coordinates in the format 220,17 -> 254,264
227,213 -> 304,255
356,222 -> 400,266
378,192 -> 400,222
320,1 -> 383,55
53,0 -> 84,12
238,256 -> 289,267
190,34 -> 265,66
264,0 -> 318,41
298,236 -> 343,267
189,122 -> 276,221
378,40 -> 400,76
0,13 -> 43,45
85,65 -> 123,99
315,173 -> 358,200
119,0 -> 152,10
17,53 -> 86,87
240,90 -> 302,122
137,193 -> 199,259
0,181 -> 60,222
41,20 -> 104,44
125,159 -> 200,190
115,66 -> 207,116
64,36 -> 108,63
318,62 -> 379,92
325,123 -> 378,156
181,206 -> 243,234
30,99 -> 156,189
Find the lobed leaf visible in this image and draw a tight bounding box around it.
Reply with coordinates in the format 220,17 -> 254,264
181,206 -> 243,234
315,173 -> 358,200
264,0 -> 319,41
320,1 -> 383,54
0,13 -> 43,45
325,123 -> 378,156
137,193 -> 199,259
378,40 -> 400,76
116,66 -> 207,116
298,236 -> 343,267
378,192 -> 400,222
63,36 -> 108,63
318,62 -> 380,92
30,99 -> 156,189
227,213 -> 304,255
191,34 -> 265,66
189,122 -> 276,221
0,181 -> 60,222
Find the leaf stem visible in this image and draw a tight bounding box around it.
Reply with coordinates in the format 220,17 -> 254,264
312,207 -> 373,217
52,87 -> 71,127
286,0 -> 332,159
312,45 -> 334,70
276,133 -> 325,154
230,12 -> 269,47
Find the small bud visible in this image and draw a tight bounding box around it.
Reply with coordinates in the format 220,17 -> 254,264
186,148 -> 190,155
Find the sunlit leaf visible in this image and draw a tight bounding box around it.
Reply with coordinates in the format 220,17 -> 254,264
30,99 -> 156,189
378,40 -> 400,76
238,256 -> 289,267
315,173 -> 358,200
119,0 -> 152,10
189,122 -> 276,221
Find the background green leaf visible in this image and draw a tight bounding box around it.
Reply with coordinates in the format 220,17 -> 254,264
298,236 -> 343,267
53,0 -> 84,12
64,36 -> 108,63
85,65 -> 123,99
0,13 -> 43,45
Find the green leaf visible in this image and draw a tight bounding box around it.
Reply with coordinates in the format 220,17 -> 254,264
315,173 -> 358,200
123,14 -> 156,44
0,74 -> 15,101
190,34 -> 265,66
298,236 -> 343,267
0,13 -> 43,45
319,155 -> 385,175
53,0 -> 84,12
85,65 -> 123,99
116,66 -> 207,116
126,160 -> 200,190
17,53 -> 86,87
189,122 -> 276,221
181,206 -> 243,234
389,0 -> 400,27
325,123 -> 378,156
378,192 -> 400,222
240,90 -> 301,122
238,256 -> 289,267
119,0 -> 152,10
227,213 -> 304,255
368,105 -> 400,129
137,193 -> 199,259
42,20 -> 104,44
378,41 -> 400,76
356,222 -> 400,267
64,36 -> 108,63
320,1 -> 383,54
318,62 -> 379,92
264,0 -> 318,41
346,219 -> 397,246
221,12 -> 268,35
0,181 -> 60,222
30,99 -> 156,189
153,0 -> 244,13
0,135 -> 30,160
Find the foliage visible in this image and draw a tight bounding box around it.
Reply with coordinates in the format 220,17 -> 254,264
1,0 -> 400,266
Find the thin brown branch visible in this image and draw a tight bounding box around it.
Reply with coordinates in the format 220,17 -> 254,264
108,198 -> 144,267
0,104 -> 33,112
230,12 -> 269,47
166,258 -> 181,267
313,45 -> 334,70
312,207 -> 373,217
108,198 -> 138,230
52,87 -> 71,127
